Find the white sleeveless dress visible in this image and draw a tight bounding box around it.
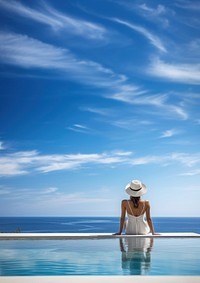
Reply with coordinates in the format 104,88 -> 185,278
125,201 -> 150,235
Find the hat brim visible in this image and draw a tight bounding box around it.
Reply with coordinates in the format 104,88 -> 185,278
125,183 -> 147,197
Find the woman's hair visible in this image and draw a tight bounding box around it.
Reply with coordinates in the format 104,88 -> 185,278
131,196 -> 140,208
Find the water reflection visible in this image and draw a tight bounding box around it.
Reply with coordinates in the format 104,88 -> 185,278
119,237 -> 153,275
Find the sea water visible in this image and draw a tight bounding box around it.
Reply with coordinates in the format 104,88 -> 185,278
0,217 -> 200,233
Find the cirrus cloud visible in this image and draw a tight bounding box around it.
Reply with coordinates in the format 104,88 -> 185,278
1,149 -> 200,177
0,0 -> 106,39
112,18 -> 167,53
148,57 -> 200,85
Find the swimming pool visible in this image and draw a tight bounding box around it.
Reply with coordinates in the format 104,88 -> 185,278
0,238 -> 200,276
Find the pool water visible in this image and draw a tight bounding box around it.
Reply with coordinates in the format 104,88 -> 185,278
0,238 -> 200,276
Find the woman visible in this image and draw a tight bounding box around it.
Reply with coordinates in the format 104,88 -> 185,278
115,180 -> 156,235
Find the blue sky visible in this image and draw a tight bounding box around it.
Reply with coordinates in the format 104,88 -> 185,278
0,0 -> 200,217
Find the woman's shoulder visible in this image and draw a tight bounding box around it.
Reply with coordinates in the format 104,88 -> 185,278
122,199 -> 129,203
121,199 -> 129,205
140,199 -> 150,204
143,200 -> 150,206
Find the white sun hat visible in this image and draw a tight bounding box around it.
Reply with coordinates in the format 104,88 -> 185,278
125,179 -> 147,197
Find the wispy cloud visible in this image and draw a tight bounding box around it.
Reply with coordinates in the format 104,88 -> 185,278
0,150 -> 132,176
175,1 -> 200,10
107,84 -> 168,108
109,88 -> 188,120
112,18 -> 167,53
0,31 -> 187,120
0,32 -> 68,69
188,39 -> 200,53
130,152 -> 200,167
111,91 -> 166,106
0,0 -> 106,39
112,150 -> 133,156
137,3 -> 170,28
112,118 -> 154,130
180,169 -> 200,176
0,150 -> 37,176
160,129 -> 179,138
82,106 -> 155,131
139,3 -> 166,15
81,107 -> 113,117
0,141 -> 5,150
171,152 -> 200,167
170,105 -> 188,120
0,31 -> 126,88
0,162 -> 27,176
67,124 -> 91,134
1,149 -> 200,177
73,124 -> 88,130
148,57 -> 200,85
113,0 -> 170,27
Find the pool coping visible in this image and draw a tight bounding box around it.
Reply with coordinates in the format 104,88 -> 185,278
0,232 -> 199,240
0,276 -> 200,283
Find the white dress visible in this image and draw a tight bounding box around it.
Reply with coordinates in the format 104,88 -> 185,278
125,201 -> 150,235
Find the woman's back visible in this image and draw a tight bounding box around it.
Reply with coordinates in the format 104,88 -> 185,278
125,200 -> 150,235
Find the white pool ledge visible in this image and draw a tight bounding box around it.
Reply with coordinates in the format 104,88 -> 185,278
0,232 -> 199,240
0,276 -> 200,283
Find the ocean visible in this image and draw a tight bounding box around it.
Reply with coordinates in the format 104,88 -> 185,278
0,217 -> 200,234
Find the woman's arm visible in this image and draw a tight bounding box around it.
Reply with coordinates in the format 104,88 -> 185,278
145,201 -> 156,235
114,200 -> 126,235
